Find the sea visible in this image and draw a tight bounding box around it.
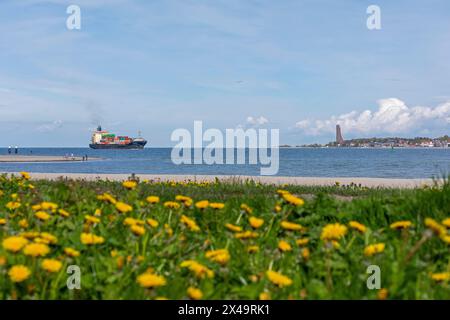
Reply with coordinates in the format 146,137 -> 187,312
0,147 -> 449,179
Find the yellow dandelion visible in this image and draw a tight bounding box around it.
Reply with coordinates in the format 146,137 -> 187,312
6,201 -> 21,210
425,218 -> 446,236
195,200 -> 209,209
115,201 -> 132,213
2,236 -> 29,253
35,211 -> 51,221
130,225 -> 146,236
259,292 -> 271,300
247,245 -> 259,253
23,243 -> 50,257
274,205 -> 282,213
180,215 -> 200,232
235,230 -> 259,239
146,218 -> 159,228
40,232 -> 57,244
0,218 -> 6,225
321,223 -> 347,241
225,223 -> 242,232
430,272 -> 449,282
64,247 -> 80,258
85,215 -> 101,224
58,209 -> 70,218
390,220 -> 412,230
80,233 -> 105,245
20,171 -> 31,180
301,248 -> 310,260
266,270 -> 293,287
41,259 -> 62,273
187,287 -> 203,300
364,243 -> 386,257
240,203 -> 253,214
282,193 -> 305,206
280,221 -> 303,231
209,202 -> 225,210
164,201 -> 181,209
40,201 -> 58,211
278,240 -> 292,252
180,260 -> 214,279
296,238 -> 310,246
122,180 -> 137,190
9,265 -> 31,283
146,196 -> 160,204
205,249 -> 230,265
249,216 -> 264,229
377,288 -> 389,300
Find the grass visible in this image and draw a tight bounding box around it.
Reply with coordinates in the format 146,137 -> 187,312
0,173 -> 449,300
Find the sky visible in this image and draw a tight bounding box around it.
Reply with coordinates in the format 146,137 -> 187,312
0,0 -> 449,147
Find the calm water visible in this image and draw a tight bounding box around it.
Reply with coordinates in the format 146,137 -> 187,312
0,148 -> 449,178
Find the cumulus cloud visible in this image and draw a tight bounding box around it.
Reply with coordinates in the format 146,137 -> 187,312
295,98 -> 450,136
37,120 -> 63,132
246,116 -> 269,126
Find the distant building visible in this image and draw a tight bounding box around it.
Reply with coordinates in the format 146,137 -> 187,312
336,125 -> 344,145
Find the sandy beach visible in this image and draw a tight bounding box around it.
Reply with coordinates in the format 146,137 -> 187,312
3,172 -> 438,188
0,155 -> 100,162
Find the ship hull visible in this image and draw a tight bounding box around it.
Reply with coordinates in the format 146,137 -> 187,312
89,141 -> 147,149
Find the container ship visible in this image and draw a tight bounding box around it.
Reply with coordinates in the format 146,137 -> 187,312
89,126 -> 147,149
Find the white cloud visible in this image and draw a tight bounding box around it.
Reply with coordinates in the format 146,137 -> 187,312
37,120 -> 63,132
247,116 -> 269,126
295,98 -> 450,136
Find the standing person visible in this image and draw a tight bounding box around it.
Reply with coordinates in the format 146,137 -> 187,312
8,146 -> 11,154
15,146 -> 18,154
85,154 -> 88,161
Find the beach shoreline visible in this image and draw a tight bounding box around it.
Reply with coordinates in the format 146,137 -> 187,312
3,172 -> 438,188
0,155 -> 101,162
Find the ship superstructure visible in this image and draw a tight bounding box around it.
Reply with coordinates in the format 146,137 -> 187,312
89,126 -> 147,149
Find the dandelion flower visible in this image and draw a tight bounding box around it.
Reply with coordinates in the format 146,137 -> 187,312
442,218 -> 450,228
6,201 -> 21,210
282,193 -> 305,206
424,218 -> 446,236
349,221 -> 367,233
130,225 -> 146,236
23,243 -> 50,257
377,288 -> 388,300
85,215 -> 100,224
247,245 -> 259,253
146,196 -> 160,204
209,202 -> 225,210
58,209 -> 70,218
164,201 -> 181,209
0,218 -> 6,225
301,248 -> 310,260
321,223 -> 347,241
205,249 -> 230,265
430,272 -> 449,282
296,238 -> 310,246
364,243 -> 385,257
2,236 -> 29,253
41,259 -> 62,273
240,203 -> 253,214
35,211 -> 51,221
122,180 -> 137,190
235,231 -> 259,239
266,270 -> 292,287
180,260 -> 214,279
278,240 -> 292,252
280,221 -> 303,231
259,292 -> 271,300
64,247 -> 80,258
187,287 -> 203,300
195,200 -> 209,209
146,218 -> 159,228
115,202 -> 133,213
9,265 -> 31,283
20,171 -> 31,180
180,215 -> 200,232
137,272 -> 167,288
80,233 -> 105,245
249,217 -> 264,229
390,221 -> 412,230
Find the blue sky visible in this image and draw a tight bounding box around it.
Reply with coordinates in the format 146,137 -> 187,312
0,0 -> 449,146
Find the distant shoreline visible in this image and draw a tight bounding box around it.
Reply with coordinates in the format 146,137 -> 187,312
0,155 -> 102,163
3,172 -> 438,188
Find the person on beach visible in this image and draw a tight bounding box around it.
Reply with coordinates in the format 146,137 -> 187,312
8,146 -> 11,154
